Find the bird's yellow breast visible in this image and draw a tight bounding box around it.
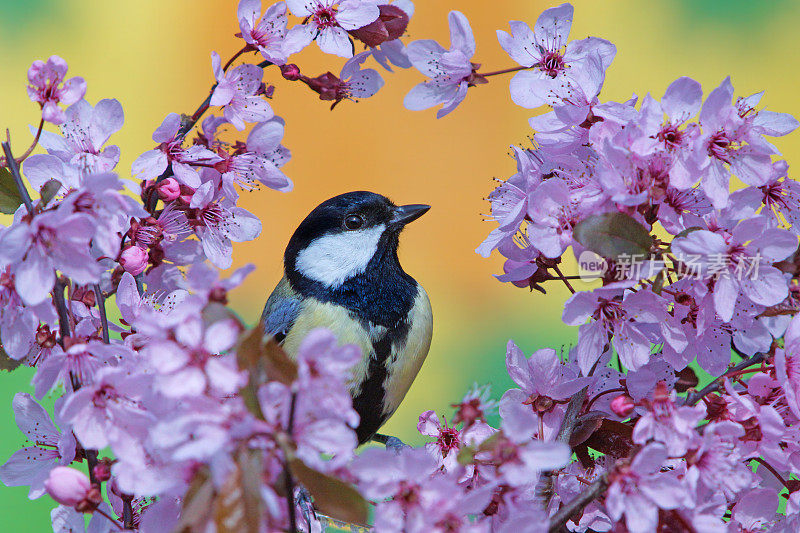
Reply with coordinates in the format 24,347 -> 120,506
281,288 -> 433,419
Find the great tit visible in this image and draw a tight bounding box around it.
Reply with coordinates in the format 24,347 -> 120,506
262,191 -> 433,444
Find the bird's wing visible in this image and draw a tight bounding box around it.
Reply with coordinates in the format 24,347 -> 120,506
261,277 -> 302,344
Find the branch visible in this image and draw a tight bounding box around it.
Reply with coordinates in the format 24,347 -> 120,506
146,58 -> 274,213
284,391 -> 299,533
121,494 -> 135,530
547,474 -> 608,533
2,138 -> 34,215
93,284 -> 110,344
683,351 -> 766,406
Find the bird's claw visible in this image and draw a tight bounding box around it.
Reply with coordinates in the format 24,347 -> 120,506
296,485 -> 317,531
373,433 -> 411,453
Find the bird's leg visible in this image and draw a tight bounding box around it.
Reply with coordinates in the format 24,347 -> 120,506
372,433 -> 411,453
295,485 -> 317,531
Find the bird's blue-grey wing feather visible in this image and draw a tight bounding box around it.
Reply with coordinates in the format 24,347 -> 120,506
262,277 -> 302,343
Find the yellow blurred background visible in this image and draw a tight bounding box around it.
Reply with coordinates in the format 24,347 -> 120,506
2,0 -> 800,529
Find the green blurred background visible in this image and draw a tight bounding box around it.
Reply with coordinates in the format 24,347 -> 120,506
1,0 -> 800,529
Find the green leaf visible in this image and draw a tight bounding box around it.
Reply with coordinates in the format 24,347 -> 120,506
573,213 -> 653,260
289,457 -> 369,526
39,179 -> 62,207
0,166 -> 23,214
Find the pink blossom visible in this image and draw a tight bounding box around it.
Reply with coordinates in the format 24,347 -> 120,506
0,394 -> 76,499
157,177 -> 181,201
210,52 -> 274,130
131,113 -> 221,187
605,444 -> 687,533
0,209 -> 100,306
497,4 -> 615,109
562,285 -> 656,374
187,187 -> 262,269
119,246 -> 148,275
237,0 -> 289,64
59,367 -> 154,458
37,98 -> 124,173
671,216 -> 796,322
284,0 -> 380,58
215,117 -> 293,197
44,467 -> 91,507
631,382 -> 705,456
691,77 -> 798,208
26,56 -> 86,124
417,410 -> 494,471
404,11 -> 477,118
499,341 -> 588,441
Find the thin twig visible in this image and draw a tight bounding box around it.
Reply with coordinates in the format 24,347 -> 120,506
284,391 -> 299,533
222,44 -> 253,72
751,457 -> 790,490
15,118 -> 44,163
52,279 -> 72,348
551,265 -> 576,294
94,507 -> 123,531
121,494 -> 135,530
547,474 -> 608,533
93,284 -> 110,344
54,279 -> 100,483
584,387 -> 626,412
478,65 -> 528,77
683,351 -> 766,406
2,138 -> 34,215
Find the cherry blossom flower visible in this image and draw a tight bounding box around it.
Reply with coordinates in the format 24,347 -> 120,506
691,77 -> 798,208
210,52 -> 274,130
26,56 -> 86,124
284,0 -> 380,58
671,216 -> 797,322
499,341 -> 588,441
131,112 -> 221,187
44,467 -> 91,507
417,410 -> 494,471
497,4 -> 615,109
300,51 -> 385,109
0,209 -> 100,306
37,98 -> 124,173
0,394 -> 76,499
604,444 -> 688,533
237,0 -> 289,64
404,11 -> 478,118
187,185 -> 262,269
632,382 -> 705,456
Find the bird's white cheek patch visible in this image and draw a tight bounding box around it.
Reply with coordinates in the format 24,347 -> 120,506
296,225 -> 385,288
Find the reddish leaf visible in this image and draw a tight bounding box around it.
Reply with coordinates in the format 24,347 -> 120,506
289,458 -> 369,526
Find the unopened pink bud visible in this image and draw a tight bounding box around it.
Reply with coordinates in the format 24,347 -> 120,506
92,460 -> 111,482
610,394 -> 635,417
157,177 -> 180,201
44,467 -> 91,507
281,63 -> 301,81
119,246 -> 148,275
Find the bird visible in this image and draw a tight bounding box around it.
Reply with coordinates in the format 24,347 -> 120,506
261,191 -> 433,445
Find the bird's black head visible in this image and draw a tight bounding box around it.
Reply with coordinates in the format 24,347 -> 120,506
284,191 -> 430,290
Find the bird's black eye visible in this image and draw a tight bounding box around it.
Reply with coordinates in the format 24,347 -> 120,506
344,214 -> 365,230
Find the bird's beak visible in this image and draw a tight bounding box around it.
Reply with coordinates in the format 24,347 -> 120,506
391,204 -> 431,226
